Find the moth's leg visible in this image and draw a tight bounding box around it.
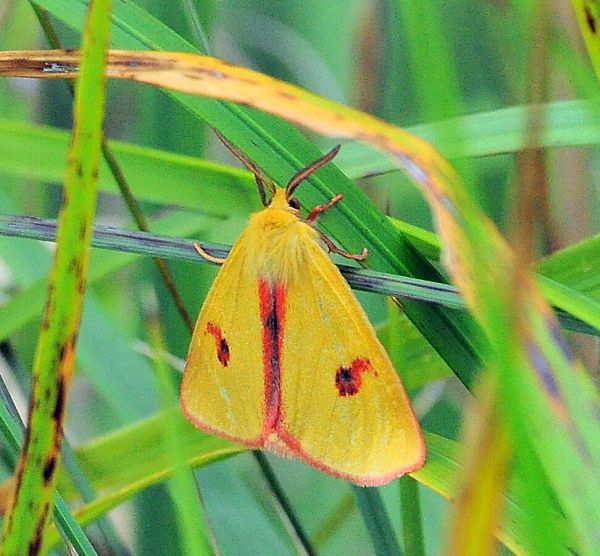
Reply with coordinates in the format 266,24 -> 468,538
194,243 -> 227,265
306,194 -> 343,222
306,194 -> 368,261
318,233 -> 368,261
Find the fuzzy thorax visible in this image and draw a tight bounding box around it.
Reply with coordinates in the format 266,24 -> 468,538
241,188 -> 320,284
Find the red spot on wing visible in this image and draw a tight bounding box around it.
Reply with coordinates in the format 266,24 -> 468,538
335,358 -> 372,396
205,322 -> 230,367
258,279 -> 286,429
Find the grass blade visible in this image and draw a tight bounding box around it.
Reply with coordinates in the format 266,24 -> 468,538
1,2 -> 111,552
353,486 -> 402,556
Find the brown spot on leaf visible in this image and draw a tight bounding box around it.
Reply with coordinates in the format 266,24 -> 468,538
42,456 -> 56,484
585,5 -> 597,33
57,343 -> 66,364
53,376 -> 66,423
276,90 -> 295,100
29,505 -> 50,555
28,534 -> 42,556
68,256 -> 82,276
42,309 -> 50,331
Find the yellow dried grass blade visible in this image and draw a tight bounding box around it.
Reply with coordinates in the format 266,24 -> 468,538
444,379 -> 511,556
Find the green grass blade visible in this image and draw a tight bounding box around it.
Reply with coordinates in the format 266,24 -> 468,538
53,495 -> 98,556
352,486 -> 402,556
60,409 -> 241,496
253,452 -> 316,556
0,369 -> 99,555
146,295 -> 214,555
412,434 -> 577,554
537,274 -> 600,332
538,233 -> 600,299
1,1 -> 112,552
338,98 -> 600,173
399,477 -> 425,556
0,118 -> 257,217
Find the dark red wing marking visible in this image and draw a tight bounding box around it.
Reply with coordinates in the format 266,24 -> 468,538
335,358 -> 372,396
205,322 -> 230,367
258,279 -> 286,428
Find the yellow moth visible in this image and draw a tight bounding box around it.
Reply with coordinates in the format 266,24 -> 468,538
181,143 -> 425,486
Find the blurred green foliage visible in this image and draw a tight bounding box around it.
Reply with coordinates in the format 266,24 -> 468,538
0,1 -> 599,554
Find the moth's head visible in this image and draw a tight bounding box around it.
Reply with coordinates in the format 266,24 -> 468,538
268,187 -> 299,214
264,145 -> 342,214
213,132 -> 341,215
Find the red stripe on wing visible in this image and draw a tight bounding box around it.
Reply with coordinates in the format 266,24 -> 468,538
258,279 -> 286,432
